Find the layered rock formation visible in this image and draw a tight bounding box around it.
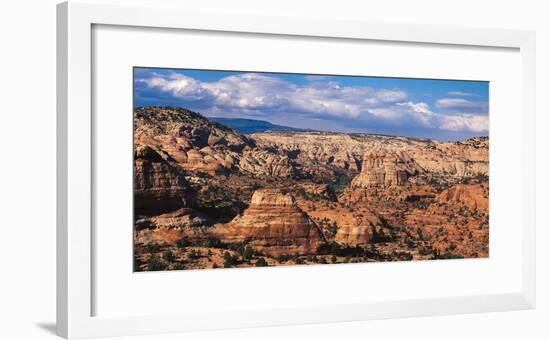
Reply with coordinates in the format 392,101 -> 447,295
251,132 -> 488,178
238,149 -> 296,177
133,107 -> 490,270
437,183 -> 489,211
351,150 -> 422,188
334,225 -> 372,246
134,107 -> 295,177
300,201 -> 377,247
134,145 -> 195,217
135,107 -> 488,182
214,188 -> 325,255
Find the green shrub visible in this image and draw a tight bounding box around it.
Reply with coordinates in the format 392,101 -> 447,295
329,175 -> 351,193
163,249 -> 175,262
172,263 -> 185,270
243,246 -> 254,261
255,258 -> 268,267
188,249 -> 201,261
277,254 -> 293,263
145,243 -> 160,253
418,246 -> 432,256
176,238 -> 188,249
146,255 -> 165,271
223,251 -> 239,267
133,256 -> 141,271
229,242 -> 245,256
293,257 -> 305,265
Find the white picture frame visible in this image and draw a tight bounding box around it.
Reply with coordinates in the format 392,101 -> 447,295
57,1 -> 536,338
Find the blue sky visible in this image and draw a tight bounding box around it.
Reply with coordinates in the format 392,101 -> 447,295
134,67 -> 489,141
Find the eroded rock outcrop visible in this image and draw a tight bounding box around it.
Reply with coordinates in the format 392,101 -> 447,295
251,132 -> 488,179
239,150 -> 296,178
437,183 -> 488,211
351,150 -> 422,188
134,107 -> 299,177
214,188 -> 325,255
335,225 -> 372,246
134,145 -> 195,217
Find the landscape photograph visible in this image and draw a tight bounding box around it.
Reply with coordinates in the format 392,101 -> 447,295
133,67 -> 489,272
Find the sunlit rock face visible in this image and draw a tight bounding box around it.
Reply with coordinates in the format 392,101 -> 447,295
214,188 -> 325,256
134,145 -> 195,216
134,106 -> 296,177
351,150 -> 421,188
334,224 -> 372,247
436,183 -> 489,211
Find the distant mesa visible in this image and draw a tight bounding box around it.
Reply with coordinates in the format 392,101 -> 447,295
209,117 -> 310,134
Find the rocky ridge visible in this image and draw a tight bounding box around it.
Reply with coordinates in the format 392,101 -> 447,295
251,132 -> 488,179
134,107 -> 295,177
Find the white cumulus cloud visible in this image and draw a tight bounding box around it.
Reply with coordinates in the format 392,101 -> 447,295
138,72 -> 408,119
439,114 -> 489,132
136,71 -> 488,135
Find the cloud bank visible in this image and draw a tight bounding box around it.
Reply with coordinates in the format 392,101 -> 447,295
134,70 -> 488,140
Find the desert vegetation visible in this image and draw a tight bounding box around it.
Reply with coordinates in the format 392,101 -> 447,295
133,107 -> 489,271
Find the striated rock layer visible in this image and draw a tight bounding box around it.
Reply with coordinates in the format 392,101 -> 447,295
134,107 -> 295,177
213,189 -> 325,255
251,132 -> 488,178
437,183 -> 489,211
134,107 -> 488,181
134,145 -> 195,217
334,225 -> 372,246
351,150 -> 422,188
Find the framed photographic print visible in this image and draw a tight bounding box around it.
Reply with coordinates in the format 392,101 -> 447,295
132,68 -> 491,272
57,1 -> 536,338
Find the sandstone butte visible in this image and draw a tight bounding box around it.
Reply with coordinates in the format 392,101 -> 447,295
212,188 -> 325,256
133,145 -> 195,218
351,150 -> 423,188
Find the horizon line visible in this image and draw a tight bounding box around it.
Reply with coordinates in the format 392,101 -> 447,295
134,105 -> 489,143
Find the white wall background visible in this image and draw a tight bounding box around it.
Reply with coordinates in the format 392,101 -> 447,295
0,0 -> 547,339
